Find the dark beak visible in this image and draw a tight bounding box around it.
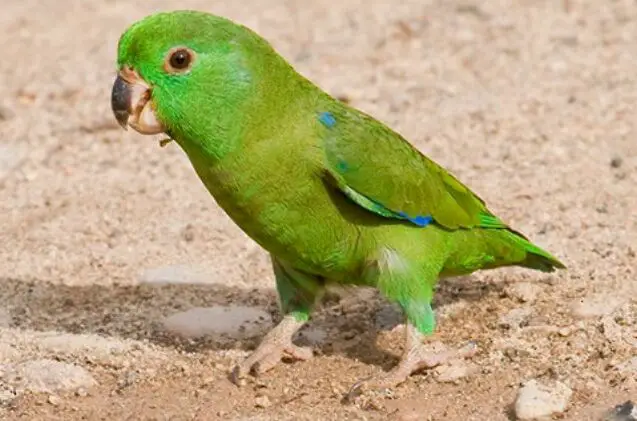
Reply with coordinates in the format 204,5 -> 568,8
110,68 -> 163,135
111,75 -> 131,130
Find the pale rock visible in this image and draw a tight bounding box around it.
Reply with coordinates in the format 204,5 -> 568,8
47,394 -> 61,406
0,359 -> 96,394
0,389 -> 15,406
162,306 -> 272,339
254,395 -> 272,408
514,379 -> 572,420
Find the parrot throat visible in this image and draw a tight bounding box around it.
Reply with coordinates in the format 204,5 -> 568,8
165,65 -> 315,167
162,91 -> 252,164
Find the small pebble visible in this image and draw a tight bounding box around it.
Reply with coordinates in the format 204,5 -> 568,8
181,224 -> 196,242
514,379 -> 572,420
0,389 -> 15,406
75,387 -> 88,397
610,156 -> 623,168
255,395 -> 272,408
47,395 -> 60,406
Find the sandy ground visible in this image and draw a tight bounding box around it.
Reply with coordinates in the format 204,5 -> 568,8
1,0 -> 636,420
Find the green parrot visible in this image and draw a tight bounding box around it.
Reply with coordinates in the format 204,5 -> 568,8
111,10 -> 565,392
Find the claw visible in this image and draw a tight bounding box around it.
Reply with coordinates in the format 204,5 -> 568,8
346,375 -> 375,401
347,324 -> 479,400
231,315 -> 312,386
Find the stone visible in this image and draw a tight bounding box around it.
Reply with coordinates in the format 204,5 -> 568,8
254,395 -> 272,408
514,379 -> 572,420
162,306 -> 273,339
0,389 -> 15,406
47,394 -> 61,406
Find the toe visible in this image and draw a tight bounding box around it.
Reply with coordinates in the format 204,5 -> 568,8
255,344 -> 313,374
284,344 -> 313,361
253,349 -> 284,374
346,372 -> 406,402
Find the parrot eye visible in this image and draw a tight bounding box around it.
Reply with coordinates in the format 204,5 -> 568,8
165,47 -> 195,73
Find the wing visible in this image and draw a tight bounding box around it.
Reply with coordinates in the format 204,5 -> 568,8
320,109 -> 505,230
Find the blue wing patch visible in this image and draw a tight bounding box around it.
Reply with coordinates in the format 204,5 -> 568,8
318,111 -> 336,128
398,212 -> 433,227
335,177 -> 434,228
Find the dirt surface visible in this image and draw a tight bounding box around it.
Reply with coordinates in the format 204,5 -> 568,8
1,0 -> 636,420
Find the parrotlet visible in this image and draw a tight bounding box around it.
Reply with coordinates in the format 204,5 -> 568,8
111,10 -> 565,393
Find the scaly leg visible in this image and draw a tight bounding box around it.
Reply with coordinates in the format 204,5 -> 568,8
349,248 -> 477,396
232,314 -> 312,381
231,257 -> 324,384
348,321 -> 477,397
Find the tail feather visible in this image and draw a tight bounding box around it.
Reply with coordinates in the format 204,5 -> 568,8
506,229 -> 566,272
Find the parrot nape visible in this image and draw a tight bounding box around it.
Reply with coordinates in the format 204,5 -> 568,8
111,10 -> 565,393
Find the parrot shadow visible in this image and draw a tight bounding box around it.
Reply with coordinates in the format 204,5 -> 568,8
0,274 -> 509,372
295,275 -> 510,369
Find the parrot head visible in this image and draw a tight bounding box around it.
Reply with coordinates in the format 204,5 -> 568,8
111,11 -> 281,148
